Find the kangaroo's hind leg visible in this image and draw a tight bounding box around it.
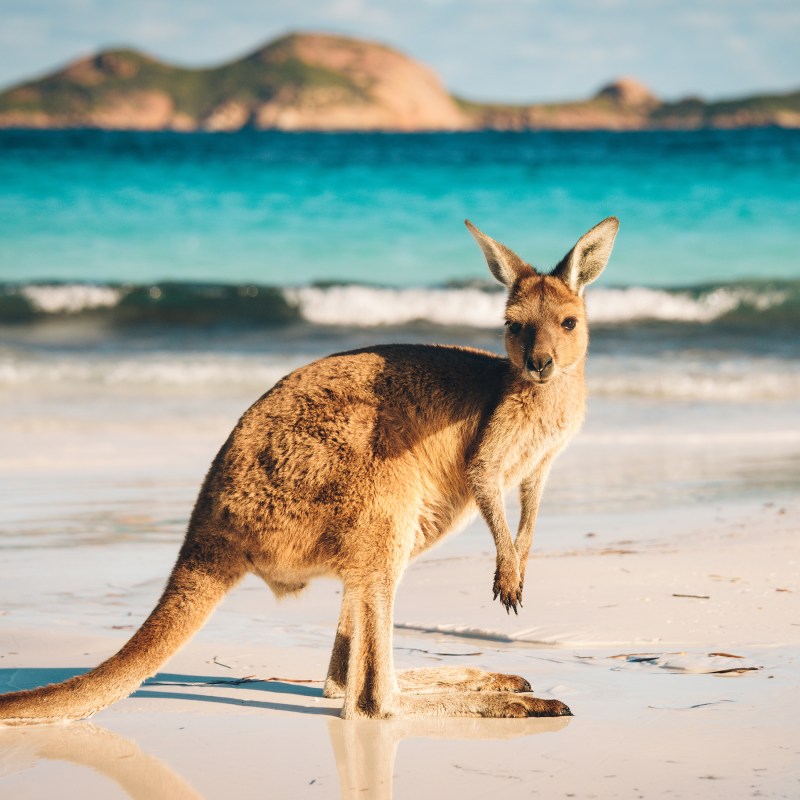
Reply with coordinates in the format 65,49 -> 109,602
324,590 -> 353,699
328,630 -> 531,698
341,575 -> 400,719
325,597 -> 531,699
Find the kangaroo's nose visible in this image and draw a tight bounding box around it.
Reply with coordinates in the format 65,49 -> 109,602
526,354 -> 554,379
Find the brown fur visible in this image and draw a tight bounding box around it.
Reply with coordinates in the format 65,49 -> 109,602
0,217 -> 619,724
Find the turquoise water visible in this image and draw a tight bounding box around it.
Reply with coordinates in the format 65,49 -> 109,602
1,128 -> 799,404
1,129 -> 798,287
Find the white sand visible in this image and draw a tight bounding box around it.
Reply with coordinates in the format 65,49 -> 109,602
1,386 -> 799,798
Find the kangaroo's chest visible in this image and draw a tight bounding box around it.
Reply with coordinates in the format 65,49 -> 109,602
500,398 -> 582,486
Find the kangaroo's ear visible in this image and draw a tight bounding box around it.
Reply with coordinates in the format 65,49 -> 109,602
465,220 -> 534,287
551,217 -> 619,295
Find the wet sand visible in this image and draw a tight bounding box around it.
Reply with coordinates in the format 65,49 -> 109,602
1,385 -> 799,798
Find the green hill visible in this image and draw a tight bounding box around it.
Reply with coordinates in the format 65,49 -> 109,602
0,33 -> 797,131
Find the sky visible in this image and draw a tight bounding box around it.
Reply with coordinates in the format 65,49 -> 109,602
1,0 -> 798,102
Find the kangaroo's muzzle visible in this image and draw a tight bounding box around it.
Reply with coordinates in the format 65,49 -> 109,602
526,353 -> 555,382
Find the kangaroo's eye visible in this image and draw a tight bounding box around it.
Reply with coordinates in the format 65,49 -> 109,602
506,321 -> 522,335
561,317 -> 577,331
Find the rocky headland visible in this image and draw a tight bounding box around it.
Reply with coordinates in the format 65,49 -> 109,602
1,32 -> 797,131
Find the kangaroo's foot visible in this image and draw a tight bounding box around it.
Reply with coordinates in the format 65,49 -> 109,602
325,666 -> 530,699
323,677 -> 346,699
393,691 -> 571,718
340,689 -> 571,720
397,666 -> 531,695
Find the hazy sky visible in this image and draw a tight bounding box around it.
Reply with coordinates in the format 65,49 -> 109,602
2,0 -> 798,101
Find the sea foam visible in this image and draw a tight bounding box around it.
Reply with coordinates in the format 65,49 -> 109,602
2,279 -> 792,328
288,283 -> 788,327
285,285 -> 504,328
2,350 -> 799,402
20,284 -> 122,314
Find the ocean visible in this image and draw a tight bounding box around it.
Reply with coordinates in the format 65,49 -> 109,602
1,128 -> 798,542
1,127 -> 799,403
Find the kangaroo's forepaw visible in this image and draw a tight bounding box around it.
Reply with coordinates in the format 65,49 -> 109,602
507,696 -> 572,718
493,563 -> 523,615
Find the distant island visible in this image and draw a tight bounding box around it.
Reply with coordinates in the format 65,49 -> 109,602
1,32 -> 798,132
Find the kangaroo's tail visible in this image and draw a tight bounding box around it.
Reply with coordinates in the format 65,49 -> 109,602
0,544 -> 246,725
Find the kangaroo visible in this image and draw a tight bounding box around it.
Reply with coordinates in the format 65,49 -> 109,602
0,217 -> 618,724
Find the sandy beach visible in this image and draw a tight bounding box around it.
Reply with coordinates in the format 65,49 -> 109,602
1,379 -> 798,799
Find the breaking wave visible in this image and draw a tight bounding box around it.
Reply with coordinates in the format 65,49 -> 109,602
1,278 -> 797,329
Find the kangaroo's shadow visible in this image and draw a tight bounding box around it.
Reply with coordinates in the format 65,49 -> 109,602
137,670 -> 340,716
0,667 -> 336,717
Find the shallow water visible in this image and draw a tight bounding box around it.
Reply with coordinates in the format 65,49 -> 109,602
2,376 -> 797,557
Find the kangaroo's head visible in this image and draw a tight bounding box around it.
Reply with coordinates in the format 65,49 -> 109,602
466,217 -> 619,385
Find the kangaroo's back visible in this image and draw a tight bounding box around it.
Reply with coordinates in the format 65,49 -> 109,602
194,344 -> 511,582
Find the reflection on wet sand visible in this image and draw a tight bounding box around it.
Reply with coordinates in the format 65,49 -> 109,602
0,722 -> 203,800
1,669 -> 569,799
327,715 -> 570,800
